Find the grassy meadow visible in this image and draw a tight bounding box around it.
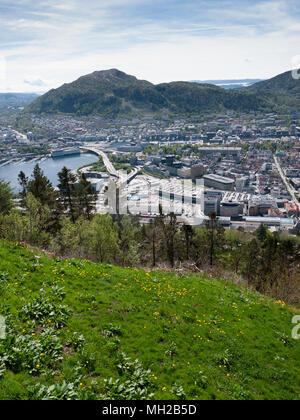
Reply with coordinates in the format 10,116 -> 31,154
0,240 -> 299,400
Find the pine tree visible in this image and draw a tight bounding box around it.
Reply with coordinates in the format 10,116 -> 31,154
75,173 -> 97,220
243,238 -> 261,286
182,224 -> 194,261
58,167 -> 77,223
205,211 -> 225,267
27,164 -> 57,207
255,223 -> 269,243
141,219 -> 160,267
18,171 -> 28,203
157,207 -> 179,268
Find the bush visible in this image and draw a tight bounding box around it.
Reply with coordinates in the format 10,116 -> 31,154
21,296 -> 71,329
101,353 -> 156,400
0,329 -> 63,375
29,381 -> 88,400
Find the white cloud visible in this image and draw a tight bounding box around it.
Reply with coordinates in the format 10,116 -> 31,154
1,0 -> 300,91
24,77 -> 48,87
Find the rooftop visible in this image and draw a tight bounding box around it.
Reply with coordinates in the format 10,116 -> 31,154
204,174 -> 235,184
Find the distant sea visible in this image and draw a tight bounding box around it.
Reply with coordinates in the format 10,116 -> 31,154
191,79 -> 263,89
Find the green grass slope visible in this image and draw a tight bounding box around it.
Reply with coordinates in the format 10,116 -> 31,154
0,240 -> 299,400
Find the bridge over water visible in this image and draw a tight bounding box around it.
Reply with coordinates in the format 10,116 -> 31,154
80,145 -> 141,186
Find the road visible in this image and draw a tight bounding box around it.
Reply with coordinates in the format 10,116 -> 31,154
274,155 -> 300,206
81,144 -> 141,185
80,144 -> 119,176
98,150 -> 119,177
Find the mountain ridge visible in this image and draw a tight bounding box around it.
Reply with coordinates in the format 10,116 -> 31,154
0,93 -> 39,108
26,69 -> 299,117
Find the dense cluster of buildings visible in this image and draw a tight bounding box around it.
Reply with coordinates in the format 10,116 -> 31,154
0,110 -> 299,233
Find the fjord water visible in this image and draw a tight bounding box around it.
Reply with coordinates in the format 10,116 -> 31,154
0,152 -> 99,192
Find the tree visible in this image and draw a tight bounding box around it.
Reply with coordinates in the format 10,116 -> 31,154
224,230 -> 248,274
75,217 -> 93,258
18,171 -> 28,203
205,212 -> 225,267
89,214 -> 120,263
57,217 -> 80,256
27,164 -> 57,207
0,180 -> 14,215
24,193 -> 51,246
0,211 -> 28,242
255,223 -> 269,243
119,215 -> 140,266
141,218 -> 161,267
260,232 -> 279,286
58,167 -> 77,223
278,237 -> 298,268
242,239 -> 261,286
191,227 -> 209,268
182,224 -> 194,261
158,207 -> 179,268
25,165 -> 61,234
75,173 -> 97,221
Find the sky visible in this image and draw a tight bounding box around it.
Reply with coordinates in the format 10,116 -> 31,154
0,0 -> 300,92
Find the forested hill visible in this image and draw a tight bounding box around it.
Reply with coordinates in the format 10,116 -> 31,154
0,93 -> 39,109
25,69 -> 271,117
244,70 -> 300,109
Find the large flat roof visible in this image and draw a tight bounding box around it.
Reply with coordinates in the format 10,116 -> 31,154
244,217 -> 294,225
204,174 -> 235,184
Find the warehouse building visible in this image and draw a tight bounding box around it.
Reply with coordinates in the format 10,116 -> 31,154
204,174 -> 235,191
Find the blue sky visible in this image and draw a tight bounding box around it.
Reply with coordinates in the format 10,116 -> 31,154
0,0 -> 300,92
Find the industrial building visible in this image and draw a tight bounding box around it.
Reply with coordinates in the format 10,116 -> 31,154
243,217 -> 294,231
220,201 -> 242,217
198,147 -> 241,157
204,174 -> 235,191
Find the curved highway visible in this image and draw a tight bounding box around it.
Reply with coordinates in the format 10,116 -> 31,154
80,144 -> 141,185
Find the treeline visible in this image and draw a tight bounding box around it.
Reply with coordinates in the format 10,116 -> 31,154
0,165 -> 299,304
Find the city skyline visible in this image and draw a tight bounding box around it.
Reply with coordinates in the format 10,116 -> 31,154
0,0 -> 300,92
